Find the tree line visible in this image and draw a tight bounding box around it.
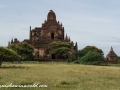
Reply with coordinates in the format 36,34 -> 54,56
0,41 -> 105,67
50,41 -> 105,65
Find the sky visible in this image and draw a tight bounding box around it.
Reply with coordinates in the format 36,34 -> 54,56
0,0 -> 120,56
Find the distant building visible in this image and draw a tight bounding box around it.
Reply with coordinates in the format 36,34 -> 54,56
106,47 -> 118,64
8,10 -> 78,60
8,38 -> 19,46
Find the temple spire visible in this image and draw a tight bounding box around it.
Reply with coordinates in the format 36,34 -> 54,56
75,42 -> 78,50
44,20 -> 46,23
68,36 -> 70,41
29,26 -> 32,39
30,26 -> 31,31
65,34 -> 68,40
110,46 -> 113,51
47,10 -> 56,21
11,38 -> 13,43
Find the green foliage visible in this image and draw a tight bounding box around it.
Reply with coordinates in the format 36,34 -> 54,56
50,41 -> 72,58
50,47 -> 71,56
83,46 -> 103,54
79,51 -> 104,65
117,56 -> 120,60
117,56 -> 120,63
75,46 -> 104,59
67,51 -> 79,62
8,42 -> 34,60
50,41 -> 72,49
66,58 -> 73,63
0,46 -> 22,67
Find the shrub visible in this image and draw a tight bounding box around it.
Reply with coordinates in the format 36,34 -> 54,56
75,46 -> 104,59
79,51 -> 104,65
8,42 -> 34,60
0,46 -> 22,67
50,41 -> 72,59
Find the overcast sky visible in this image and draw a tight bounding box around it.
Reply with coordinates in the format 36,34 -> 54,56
0,0 -> 120,56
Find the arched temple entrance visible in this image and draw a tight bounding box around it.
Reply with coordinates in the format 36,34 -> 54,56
51,33 -> 54,39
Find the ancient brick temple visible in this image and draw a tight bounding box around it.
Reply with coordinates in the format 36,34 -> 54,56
106,47 -> 118,64
8,10 -> 78,60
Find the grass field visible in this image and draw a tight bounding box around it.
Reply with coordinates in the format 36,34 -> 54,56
0,62 -> 120,90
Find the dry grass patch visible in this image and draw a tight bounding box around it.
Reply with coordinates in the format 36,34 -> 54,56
0,62 -> 120,90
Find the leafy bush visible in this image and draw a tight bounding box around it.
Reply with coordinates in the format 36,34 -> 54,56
75,46 -> 104,59
78,51 -> 104,65
0,46 -> 22,67
8,42 -> 34,60
50,41 -> 72,59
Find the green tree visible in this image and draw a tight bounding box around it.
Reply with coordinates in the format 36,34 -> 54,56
0,46 -> 22,67
76,46 -> 104,59
50,41 -> 72,59
8,42 -> 34,60
79,51 -> 104,65
117,56 -> 120,63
